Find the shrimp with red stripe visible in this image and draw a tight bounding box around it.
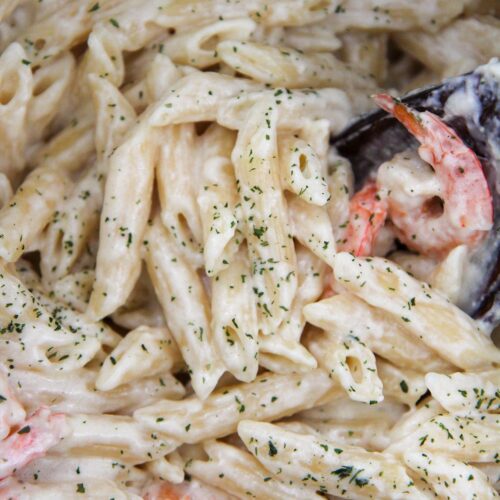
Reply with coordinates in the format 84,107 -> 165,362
340,181 -> 388,257
374,93 -> 493,257
0,407 -> 66,480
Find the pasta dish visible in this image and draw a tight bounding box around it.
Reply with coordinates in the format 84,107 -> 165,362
0,1 -> 499,499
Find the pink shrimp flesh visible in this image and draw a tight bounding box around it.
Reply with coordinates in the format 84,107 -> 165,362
374,93 -> 493,254
0,407 -> 66,480
340,182 -> 388,257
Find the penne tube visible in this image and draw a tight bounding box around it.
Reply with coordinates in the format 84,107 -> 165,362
404,451 -> 499,499
211,246 -> 259,382
326,151 -> 354,240
429,244 -> 468,304
27,51 -> 75,144
376,358 -> 427,407
0,165 -> 70,262
388,413 -> 500,463
156,124 -> 204,269
279,417 -> 390,452
188,440 -> 317,499
197,124 -> 240,276
282,22 -> 342,52
10,367 -> 185,416
0,173 -> 13,210
238,420 -> 428,499
50,270 -> 95,313
333,253 -> 500,370
425,370 -> 500,416
259,246 -> 325,372
0,477 -> 141,499
96,326 -> 183,391
163,18 -> 256,68
144,217 -> 224,399
279,134 -> 330,206
52,413 -> 179,465
145,451 -> 185,484
87,124 -> 159,320
394,15 -> 500,77
40,166 -> 103,283
30,115 -> 95,173
304,293 -> 454,372
217,40 -> 376,111
17,454 -> 148,494
218,87 -> 352,134
305,330 -> 383,404
134,370 -> 339,444
326,0 -> 467,33
0,262 -> 104,372
149,72 -> 262,128
338,32 -> 388,85
387,398 -> 444,444
231,97 -> 297,335
258,335 -> 318,374
287,194 -> 336,267
0,42 -> 33,180
89,72 -> 137,165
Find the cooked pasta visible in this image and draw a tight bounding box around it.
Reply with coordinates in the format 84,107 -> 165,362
0,1 -> 498,498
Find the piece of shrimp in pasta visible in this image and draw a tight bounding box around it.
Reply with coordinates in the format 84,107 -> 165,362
340,181 -> 388,256
0,407 -> 66,480
374,93 -> 493,257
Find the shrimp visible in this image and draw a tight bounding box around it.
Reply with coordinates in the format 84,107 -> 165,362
339,181 -> 388,256
0,407 -> 66,480
374,93 -> 493,256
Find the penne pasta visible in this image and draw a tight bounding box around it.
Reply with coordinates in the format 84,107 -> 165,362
304,293 -> 454,372
388,412 -> 500,463
87,123 -> 159,321
144,217 -> 224,400
163,18 -> 256,68
425,370 -> 500,416
218,40 -> 376,111
52,413 -> 179,465
211,245 -> 259,382
305,329 -> 384,404
0,2 -> 498,496
0,42 -> 33,180
279,134 -> 330,206
96,326 -> 183,391
0,165 -> 70,262
10,367 -> 185,415
197,124 -> 240,276
156,123 -> 204,269
188,440 -> 317,499
238,420 -> 428,499
394,15 -> 500,77
231,97 -> 297,335
333,253 -> 500,370
405,451 -> 499,499
134,370 -> 340,444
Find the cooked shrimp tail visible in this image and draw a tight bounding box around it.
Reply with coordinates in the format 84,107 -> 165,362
374,93 -> 493,233
340,181 -> 388,257
0,407 -> 66,480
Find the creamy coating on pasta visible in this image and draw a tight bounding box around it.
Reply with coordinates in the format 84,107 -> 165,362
0,1 -> 499,499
